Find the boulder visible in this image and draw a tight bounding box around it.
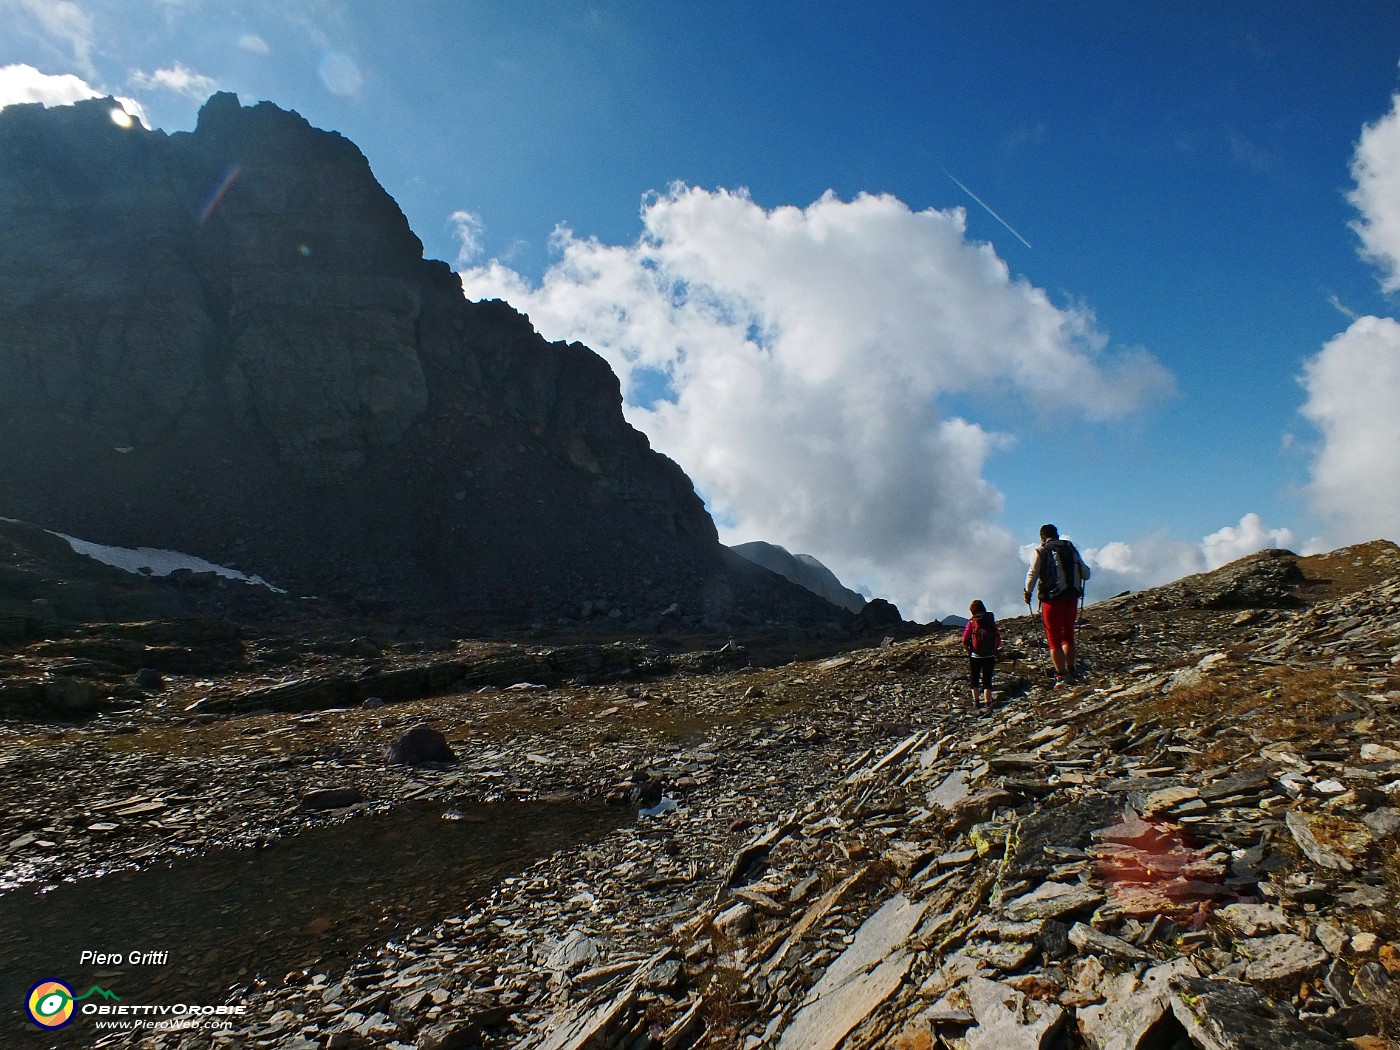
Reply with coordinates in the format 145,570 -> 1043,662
300,787 -> 364,811
385,724 -> 456,766
1001,881 -> 1104,922
44,677 -> 98,712
1169,976 -> 1346,1050
964,976 -> 1065,1050
1237,934 -> 1330,992
855,598 -> 903,632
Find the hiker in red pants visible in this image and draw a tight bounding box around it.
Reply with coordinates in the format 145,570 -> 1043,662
1023,523 -> 1090,686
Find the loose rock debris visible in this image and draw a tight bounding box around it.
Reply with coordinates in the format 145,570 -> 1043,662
0,543 -> 1395,1049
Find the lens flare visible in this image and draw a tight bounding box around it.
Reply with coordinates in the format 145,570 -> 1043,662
199,165 -> 244,225
1090,808 -> 1231,922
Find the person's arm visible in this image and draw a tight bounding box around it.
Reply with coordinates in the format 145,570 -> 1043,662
1024,550 -> 1040,603
961,620 -> 974,650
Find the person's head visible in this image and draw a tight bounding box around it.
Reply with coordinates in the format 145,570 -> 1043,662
1040,523 -> 1059,542
969,599 -> 986,616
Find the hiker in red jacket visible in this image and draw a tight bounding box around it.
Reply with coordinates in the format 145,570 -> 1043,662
1024,523 -> 1091,686
961,599 -> 1000,711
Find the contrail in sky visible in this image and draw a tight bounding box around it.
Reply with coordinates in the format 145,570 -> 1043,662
1326,293 -> 1360,321
943,170 -> 1033,250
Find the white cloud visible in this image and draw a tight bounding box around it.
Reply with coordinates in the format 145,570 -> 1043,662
318,51 -> 363,97
0,63 -> 145,125
1295,82 -> 1400,547
1201,513 -> 1297,568
1349,86 -> 1400,292
112,95 -> 146,126
1078,533 -> 1202,603
3,0 -> 97,77
0,62 -> 100,108
240,34 -> 271,55
1299,316 -> 1400,544
129,62 -> 216,99
1079,513 -> 1298,601
460,185 -> 1173,619
449,209 -> 486,266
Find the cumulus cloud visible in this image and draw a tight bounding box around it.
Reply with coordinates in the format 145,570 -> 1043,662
1299,317 -> 1400,543
1349,84 -> 1400,292
1201,513 -> 1299,568
461,186 -> 1174,618
129,62 -> 216,99
1297,81 -> 1400,546
1077,513 -> 1299,601
0,62 -> 101,108
0,63 -> 145,125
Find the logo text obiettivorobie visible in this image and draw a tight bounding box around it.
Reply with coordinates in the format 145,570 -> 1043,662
25,978 -> 246,1032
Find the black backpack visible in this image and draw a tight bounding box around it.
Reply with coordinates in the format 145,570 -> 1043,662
1037,540 -> 1084,602
969,612 -> 1000,657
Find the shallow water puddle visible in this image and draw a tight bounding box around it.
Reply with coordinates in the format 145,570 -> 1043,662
0,799 -> 625,1014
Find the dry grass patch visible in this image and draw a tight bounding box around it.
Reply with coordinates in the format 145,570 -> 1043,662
1295,540 -> 1400,602
1139,664 -> 1360,769
1374,844 -> 1400,945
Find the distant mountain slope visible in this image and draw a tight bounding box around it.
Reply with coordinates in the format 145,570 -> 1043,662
730,541 -> 867,613
0,94 -> 847,627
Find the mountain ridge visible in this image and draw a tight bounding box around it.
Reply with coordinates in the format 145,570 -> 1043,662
0,93 -> 847,627
730,541 -> 868,613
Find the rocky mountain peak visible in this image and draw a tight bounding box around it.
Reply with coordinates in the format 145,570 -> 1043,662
730,541 -> 868,613
0,94 -> 836,623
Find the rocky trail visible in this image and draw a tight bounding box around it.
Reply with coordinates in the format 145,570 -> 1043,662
2,542 -> 1399,1049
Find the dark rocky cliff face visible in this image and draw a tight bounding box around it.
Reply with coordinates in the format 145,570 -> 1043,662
0,93 -> 832,623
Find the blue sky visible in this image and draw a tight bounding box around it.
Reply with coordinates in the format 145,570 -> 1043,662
4,1 -> 1400,618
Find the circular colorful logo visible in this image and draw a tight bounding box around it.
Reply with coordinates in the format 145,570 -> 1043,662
27,979 -> 76,1029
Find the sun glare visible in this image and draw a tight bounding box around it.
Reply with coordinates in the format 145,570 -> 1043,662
110,106 -> 133,129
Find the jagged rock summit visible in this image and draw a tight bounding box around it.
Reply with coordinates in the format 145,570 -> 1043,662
0,93 -> 839,624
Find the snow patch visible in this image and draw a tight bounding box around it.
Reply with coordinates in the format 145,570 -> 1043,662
52,532 -> 284,592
